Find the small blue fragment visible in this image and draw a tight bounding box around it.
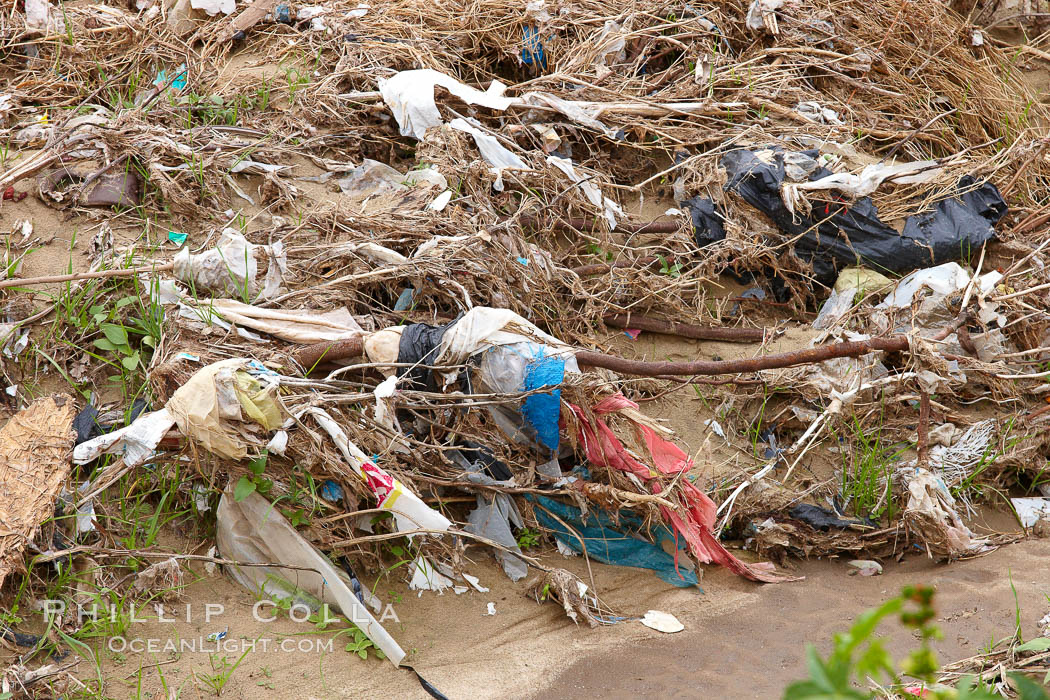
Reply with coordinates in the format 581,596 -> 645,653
321,480 -> 344,503
517,257 -> 529,266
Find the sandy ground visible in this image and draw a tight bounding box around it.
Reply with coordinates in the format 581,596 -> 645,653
76,533 -> 1050,699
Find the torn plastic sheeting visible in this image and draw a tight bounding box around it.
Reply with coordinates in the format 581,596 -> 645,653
336,159 -> 447,199
721,148 -> 1006,284
336,240 -> 408,266
568,393 -> 794,583
547,155 -> 622,230
166,359 -> 283,461
228,159 -> 290,175
299,407 -> 452,535
788,504 -> 876,531
397,319 -> 458,391
73,408 -> 176,466
73,398 -> 148,445
173,229 -> 286,300
216,486 -> 405,665
530,495 -> 700,589
1012,498 -> 1050,528
449,118 -> 527,192
519,92 -> 622,139
408,555 -> 455,593
207,299 -> 363,344
436,306 -> 575,370
681,196 -> 726,248
465,499 -> 528,582
462,466 -> 528,582
783,158 -> 944,205
878,262 -> 1001,309
378,69 -> 515,141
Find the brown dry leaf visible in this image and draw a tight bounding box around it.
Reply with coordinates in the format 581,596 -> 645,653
0,394 -> 75,589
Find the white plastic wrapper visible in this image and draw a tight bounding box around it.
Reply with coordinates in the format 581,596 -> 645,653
378,69 -> 515,140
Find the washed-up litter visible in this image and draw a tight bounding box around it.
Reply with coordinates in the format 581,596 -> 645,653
847,560 -> 883,577
531,496 -> 700,589
217,484 -> 404,663
1012,498 -> 1050,529
5,0 -> 1050,690
718,148 -> 1007,286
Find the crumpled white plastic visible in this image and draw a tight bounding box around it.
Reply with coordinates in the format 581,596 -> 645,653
190,0 -> 235,15
207,298 -> 363,344
796,101 -> 844,126
520,92 -> 621,139
783,160 -> 945,213
378,69 -> 515,140
173,229 -> 286,300
435,306 -> 574,368
449,118 -> 527,191
73,408 -> 176,466
878,262 -> 1000,309
1012,498 -> 1050,528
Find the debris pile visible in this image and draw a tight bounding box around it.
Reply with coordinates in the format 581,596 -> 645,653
2,0 -> 1050,693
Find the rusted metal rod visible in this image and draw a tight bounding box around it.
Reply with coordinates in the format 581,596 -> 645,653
293,333 -> 910,377
574,335 -> 910,376
572,257 -> 661,276
603,313 -> 765,343
293,336 -> 364,369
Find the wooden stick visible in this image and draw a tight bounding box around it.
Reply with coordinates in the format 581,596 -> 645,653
0,263 -> 174,292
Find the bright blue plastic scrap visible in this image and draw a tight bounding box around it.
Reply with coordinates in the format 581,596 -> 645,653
521,26 -> 547,70
521,348 -> 564,451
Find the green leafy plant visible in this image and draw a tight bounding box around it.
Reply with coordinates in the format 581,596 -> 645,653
235,451 -> 273,501
783,586 -> 1050,700
515,526 -> 541,550
656,254 -> 683,278
197,648 -> 251,696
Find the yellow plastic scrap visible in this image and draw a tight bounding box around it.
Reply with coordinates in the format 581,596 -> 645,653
233,371 -> 283,431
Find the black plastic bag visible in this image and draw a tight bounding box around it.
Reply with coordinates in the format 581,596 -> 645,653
396,320 -> 458,391
718,148 -> 1006,285
682,196 -> 727,248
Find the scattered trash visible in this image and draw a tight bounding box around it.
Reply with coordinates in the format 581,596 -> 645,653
531,495 -> 700,589
721,148 -> 1006,285
205,627 -> 228,642
216,485 -> 404,664
5,0 -> 1050,688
